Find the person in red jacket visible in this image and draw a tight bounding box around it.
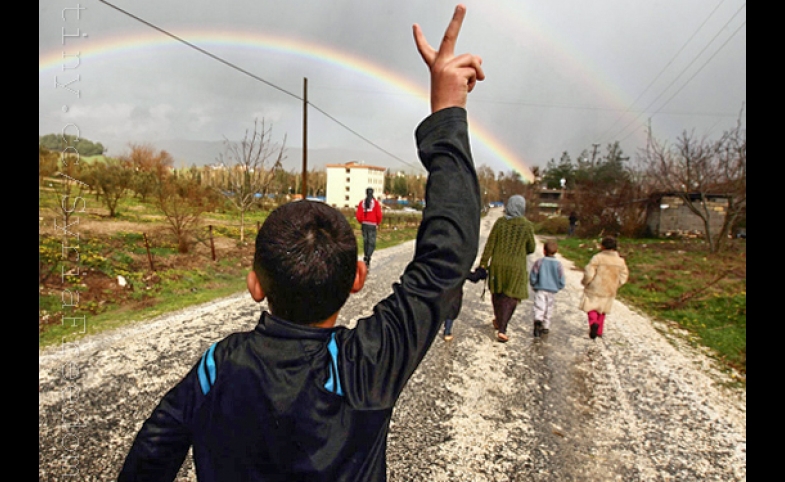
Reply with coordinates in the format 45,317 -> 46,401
356,187 -> 383,270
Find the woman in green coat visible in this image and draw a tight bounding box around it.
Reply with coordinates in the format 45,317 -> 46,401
479,195 -> 536,342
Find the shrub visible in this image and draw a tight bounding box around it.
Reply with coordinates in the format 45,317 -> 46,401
536,216 -> 569,235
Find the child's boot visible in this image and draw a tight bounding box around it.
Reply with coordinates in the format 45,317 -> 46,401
533,320 -> 543,338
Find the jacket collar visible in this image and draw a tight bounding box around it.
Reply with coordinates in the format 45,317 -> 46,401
255,311 -> 338,341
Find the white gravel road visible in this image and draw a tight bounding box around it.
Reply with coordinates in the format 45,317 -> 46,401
38,208 -> 746,481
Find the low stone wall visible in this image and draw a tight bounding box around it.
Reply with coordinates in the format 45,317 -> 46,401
649,195 -> 728,237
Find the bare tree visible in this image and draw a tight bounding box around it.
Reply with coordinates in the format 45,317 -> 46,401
154,169 -> 218,254
217,118 -> 287,242
306,168 -> 326,198
639,111 -> 746,252
497,170 -> 527,202
476,164 -> 500,208
713,116 -> 747,244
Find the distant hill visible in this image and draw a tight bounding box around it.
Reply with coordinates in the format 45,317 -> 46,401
103,139 -> 421,173
39,134 -> 105,156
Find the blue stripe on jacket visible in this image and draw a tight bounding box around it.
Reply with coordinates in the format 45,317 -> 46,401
324,333 -> 344,396
198,343 -> 218,395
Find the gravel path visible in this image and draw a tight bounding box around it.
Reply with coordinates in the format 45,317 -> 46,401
39,209 -> 746,481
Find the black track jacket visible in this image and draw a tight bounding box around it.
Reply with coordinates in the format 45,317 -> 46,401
118,107 -> 481,482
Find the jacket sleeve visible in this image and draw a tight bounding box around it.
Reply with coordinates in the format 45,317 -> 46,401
529,258 -> 540,287
525,223 -> 536,255
375,199 -> 383,226
557,261 -> 566,291
117,355 -> 206,481
582,255 -> 598,287
340,107 -> 480,409
355,200 -> 363,224
619,259 -> 629,287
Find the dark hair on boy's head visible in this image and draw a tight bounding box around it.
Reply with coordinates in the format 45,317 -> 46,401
601,236 -> 618,250
254,200 -> 357,324
544,240 -> 558,255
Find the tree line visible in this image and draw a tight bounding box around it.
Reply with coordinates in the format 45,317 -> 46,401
40,113 -> 745,254
524,115 -> 746,253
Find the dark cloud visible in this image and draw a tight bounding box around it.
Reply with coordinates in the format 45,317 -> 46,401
40,0 -> 746,174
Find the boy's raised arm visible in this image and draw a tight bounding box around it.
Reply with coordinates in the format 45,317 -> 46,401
341,5 -> 483,408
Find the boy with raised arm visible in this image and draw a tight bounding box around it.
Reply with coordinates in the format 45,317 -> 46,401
118,5 -> 483,481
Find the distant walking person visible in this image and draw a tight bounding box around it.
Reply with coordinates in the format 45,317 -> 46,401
568,211 -> 578,237
580,236 -> 629,339
479,195 -> 536,342
529,240 -> 566,338
356,187 -> 383,270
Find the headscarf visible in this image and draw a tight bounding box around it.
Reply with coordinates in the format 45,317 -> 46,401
504,195 -> 526,219
364,188 -> 374,211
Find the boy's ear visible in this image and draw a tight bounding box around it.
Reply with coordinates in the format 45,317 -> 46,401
247,270 -> 266,302
350,260 -> 368,294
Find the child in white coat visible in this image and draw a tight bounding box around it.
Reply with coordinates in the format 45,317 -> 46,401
579,236 -> 629,339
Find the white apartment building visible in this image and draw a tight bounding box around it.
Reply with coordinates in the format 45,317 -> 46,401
325,161 -> 386,209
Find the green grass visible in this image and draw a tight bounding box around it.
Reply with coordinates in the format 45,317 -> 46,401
372,225 -> 419,252
78,154 -> 108,164
39,194 -> 422,349
556,237 -> 746,376
39,220 -> 253,348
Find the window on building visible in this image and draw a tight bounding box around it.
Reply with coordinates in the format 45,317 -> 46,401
345,195 -> 350,201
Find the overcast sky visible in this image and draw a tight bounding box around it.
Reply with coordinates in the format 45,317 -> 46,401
39,0 -> 746,178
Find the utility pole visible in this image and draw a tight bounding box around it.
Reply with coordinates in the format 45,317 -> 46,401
302,77 -> 308,199
590,143 -> 600,167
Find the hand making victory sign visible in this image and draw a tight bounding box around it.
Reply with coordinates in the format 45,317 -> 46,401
413,4 -> 485,113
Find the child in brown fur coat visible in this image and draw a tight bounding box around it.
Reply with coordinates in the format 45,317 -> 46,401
579,236 -> 629,339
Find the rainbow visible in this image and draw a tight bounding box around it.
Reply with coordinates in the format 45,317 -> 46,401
39,30 -> 536,182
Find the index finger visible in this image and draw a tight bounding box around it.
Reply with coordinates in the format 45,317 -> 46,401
438,4 -> 467,58
413,24 -> 436,66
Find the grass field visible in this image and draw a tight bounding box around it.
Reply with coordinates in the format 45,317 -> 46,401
39,186 -> 420,347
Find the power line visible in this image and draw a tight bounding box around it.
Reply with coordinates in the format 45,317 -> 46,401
471,99 -> 741,118
618,20 -> 746,144
96,0 -> 420,170
313,87 -> 742,117
605,2 -> 746,144
647,21 -> 746,119
595,0 -> 728,142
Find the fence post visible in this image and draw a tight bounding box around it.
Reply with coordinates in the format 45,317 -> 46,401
209,225 -> 217,261
143,232 -> 155,272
